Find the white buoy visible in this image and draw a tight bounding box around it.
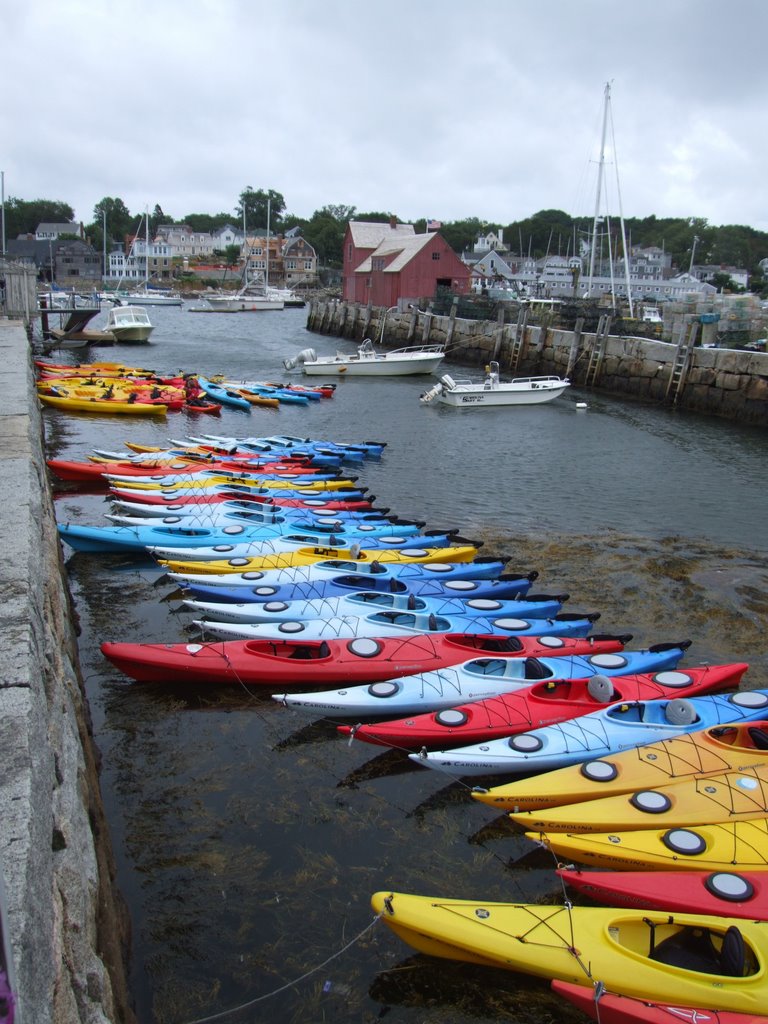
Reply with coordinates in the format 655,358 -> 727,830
576,401 -> 588,410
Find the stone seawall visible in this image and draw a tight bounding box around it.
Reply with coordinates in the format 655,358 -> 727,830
0,320 -> 133,1023
306,300 -> 768,426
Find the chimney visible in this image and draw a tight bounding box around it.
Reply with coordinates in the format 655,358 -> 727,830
389,216 -> 397,229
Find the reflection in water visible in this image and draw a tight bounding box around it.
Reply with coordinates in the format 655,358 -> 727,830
42,307 -> 768,1022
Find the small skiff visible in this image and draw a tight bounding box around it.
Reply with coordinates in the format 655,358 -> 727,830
421,363 -> 571,407
284,339 -> 445,376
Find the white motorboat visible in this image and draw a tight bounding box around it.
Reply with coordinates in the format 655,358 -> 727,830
420,362 -> 570,407
284,338 -> 445,376
105,305 -> 154,343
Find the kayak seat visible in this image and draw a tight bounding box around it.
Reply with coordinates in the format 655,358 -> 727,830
650,925 -> 747,977
524,657 -> 550,679
748,726 -> 768,750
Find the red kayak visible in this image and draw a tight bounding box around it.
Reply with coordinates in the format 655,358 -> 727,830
337,663 -> 748,748
557,868 -> 768,921
47,455 -> 333,483
183,400 -> 222,415
101,632 -> 632,686
107,486 -> 377,510
552,979 -> 768,1024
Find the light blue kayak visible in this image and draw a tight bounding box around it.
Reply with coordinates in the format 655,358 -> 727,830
145,530 -> 471,562
182,588 -> 567,624
192,609 -> 601,642
176,569 -> 539,605
410,689 -> 768,777
166,556 -> 512,590
272,642 -> 691,718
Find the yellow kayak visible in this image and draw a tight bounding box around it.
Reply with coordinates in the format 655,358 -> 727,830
105,474 -> 361,492
510,762 -> 768,833
39,393 -> 167,416
527,817 -> 768,872
472,719 -> 768,812
157,544 -> 480,575
371,892 -> 768,1013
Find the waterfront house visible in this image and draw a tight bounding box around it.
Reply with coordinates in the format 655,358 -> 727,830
342,220 -> 416,300
348,229 -> 471,307
35,221 -> 81,241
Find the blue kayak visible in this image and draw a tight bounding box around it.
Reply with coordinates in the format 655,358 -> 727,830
176,570 -> 539,604
166,555 -> 513,590
196,376 -> 252,410
411,688 -> 768,777
57,518 -> 461,555
193,610 -> 601,642
183,589 -> 569,625
146,530 -> 476,562
273,642 -> 691,718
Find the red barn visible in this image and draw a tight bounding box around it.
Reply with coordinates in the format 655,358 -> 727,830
342,219 -> 470,306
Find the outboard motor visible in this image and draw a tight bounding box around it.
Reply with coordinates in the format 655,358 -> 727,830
283,348 -> 317,370
419,382 -> 443,404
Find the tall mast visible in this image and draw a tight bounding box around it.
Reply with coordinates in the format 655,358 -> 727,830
145,207 -> 149,288
266,198 -> 271,289
586,82 -> 610,299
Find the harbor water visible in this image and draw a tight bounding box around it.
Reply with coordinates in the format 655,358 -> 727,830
42,305 -> 768,1024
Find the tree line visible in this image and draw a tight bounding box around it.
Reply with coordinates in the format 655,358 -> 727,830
4,190 -> 768,294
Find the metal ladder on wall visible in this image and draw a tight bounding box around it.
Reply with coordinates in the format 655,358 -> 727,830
584,314 -> 612,387
665,319 -> 700,404
507,306 -> 529,372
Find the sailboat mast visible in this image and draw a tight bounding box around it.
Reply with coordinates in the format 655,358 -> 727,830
266,198 -> 271,290
586,82 -> 610,299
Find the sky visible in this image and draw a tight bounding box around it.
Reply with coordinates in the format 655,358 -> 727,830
3,0 -> 768,234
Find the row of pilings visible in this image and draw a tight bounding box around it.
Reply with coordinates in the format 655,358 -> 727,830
306,299 -> 768,426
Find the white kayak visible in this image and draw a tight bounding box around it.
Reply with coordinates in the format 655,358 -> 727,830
271,644 -> 690,718
409,690 -> 768,777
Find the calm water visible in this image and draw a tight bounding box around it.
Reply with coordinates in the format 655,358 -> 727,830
41,305 -> 768,1024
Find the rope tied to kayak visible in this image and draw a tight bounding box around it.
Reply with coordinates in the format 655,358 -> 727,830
177,910 -> 385,1024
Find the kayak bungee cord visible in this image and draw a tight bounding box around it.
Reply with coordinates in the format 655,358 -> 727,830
175,911 -> 385,1024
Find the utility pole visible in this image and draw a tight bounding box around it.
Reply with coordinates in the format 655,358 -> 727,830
1,171 -> 5,256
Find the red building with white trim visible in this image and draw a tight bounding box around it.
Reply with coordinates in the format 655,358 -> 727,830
342,219 -> 470,306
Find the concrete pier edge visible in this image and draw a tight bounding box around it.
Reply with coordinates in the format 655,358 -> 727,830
0,318 -> 134,1024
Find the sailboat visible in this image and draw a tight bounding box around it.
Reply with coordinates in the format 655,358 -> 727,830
121,211 -> 183,307
582,82 -> 633,316
204,202 -> 284,311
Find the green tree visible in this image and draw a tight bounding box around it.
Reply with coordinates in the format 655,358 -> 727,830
92,197 -> 133,244
182,212 -> 233,233
4,196 -> 75,238
237,187 -> 286,230
223,244 -> 241,267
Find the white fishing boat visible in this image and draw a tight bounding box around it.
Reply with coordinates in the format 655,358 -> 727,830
284,338 -> 445,376
105,305 -> 154,343
420,362 -> 570,407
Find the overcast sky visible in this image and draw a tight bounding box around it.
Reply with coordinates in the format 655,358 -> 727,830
4,0 -> 768,234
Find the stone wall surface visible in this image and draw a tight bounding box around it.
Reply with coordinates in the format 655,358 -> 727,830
0,319 -> 133,1023
307,301 -> 768,426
